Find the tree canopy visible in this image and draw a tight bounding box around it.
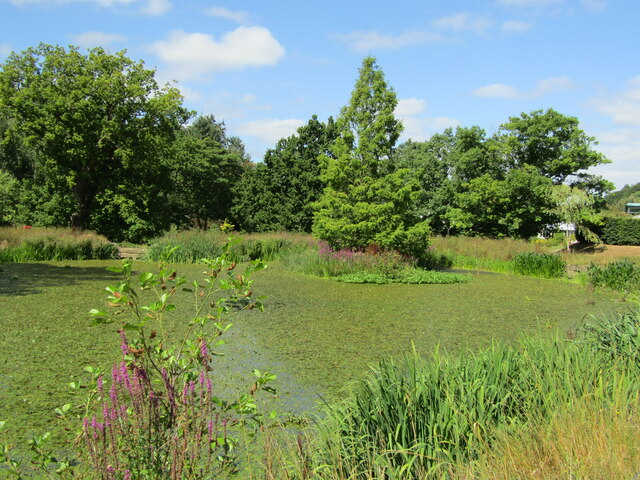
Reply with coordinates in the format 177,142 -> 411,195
0,43 -> 190,240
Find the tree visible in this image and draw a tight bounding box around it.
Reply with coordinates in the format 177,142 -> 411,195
168,115 -> 245,230
313,57 -> 431,258
498,108 -> 610,185
233,115 -> 337,232
0,43 -> 190,239
549,184 -> 601,252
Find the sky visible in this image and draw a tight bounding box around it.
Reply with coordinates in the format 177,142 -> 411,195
0,0 -> 638,189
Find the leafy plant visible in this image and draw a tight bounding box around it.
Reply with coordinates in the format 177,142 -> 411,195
82,238 -> 274,478
512,252 -> 566,278
587,259 -> 640,292
333,269 -> 469,285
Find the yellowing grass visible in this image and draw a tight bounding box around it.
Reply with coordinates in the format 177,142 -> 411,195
454,395 -> 640,480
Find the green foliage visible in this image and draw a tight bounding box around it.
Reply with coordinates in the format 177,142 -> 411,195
605,182 -> 640,212
0,43 -> 190,241
587,260 -> 640,291
315,309 -> 640,478
599,216 -> 640,245
498,108 -> 610,184
512,252 -> 566,278
313,57 -> 431,260
0,169 -> 18,225
0,239 -> 118,261
82,240 -> 272,478
334,269 -> 469,285
145,229 -> 308,263
549,184 -> 602,251
233,115 -> 338,233
0,227 -> 117,261
449,166 -> 555,238
168,115 -> 246,230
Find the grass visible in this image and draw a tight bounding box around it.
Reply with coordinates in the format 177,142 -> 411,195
262,309 -> 640,479
145,229 -> 315,263
0,226 -> 118,261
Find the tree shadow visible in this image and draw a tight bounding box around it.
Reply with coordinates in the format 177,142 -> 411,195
0,262 -> 120,297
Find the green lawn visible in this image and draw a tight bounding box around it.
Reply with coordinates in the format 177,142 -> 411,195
0,260 -> 626,452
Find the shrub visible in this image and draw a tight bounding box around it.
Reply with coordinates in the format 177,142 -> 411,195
512,252 -> 566,278
82,239 -> 274,478
587,259 -> 640,291
600,216 -> 640,245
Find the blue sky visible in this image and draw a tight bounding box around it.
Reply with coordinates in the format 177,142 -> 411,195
1,0 -> 638,188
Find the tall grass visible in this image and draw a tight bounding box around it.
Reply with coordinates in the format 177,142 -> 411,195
430,236 -> 543,261
0,226 -> 117,261
452,393 -> 640,479
145,229 -> 314,263
282,308 -> 640,479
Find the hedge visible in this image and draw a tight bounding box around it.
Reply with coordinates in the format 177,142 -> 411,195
600,217 -> 640,245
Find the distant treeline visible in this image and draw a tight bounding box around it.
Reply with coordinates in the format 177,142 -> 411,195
0,45 -> 615,243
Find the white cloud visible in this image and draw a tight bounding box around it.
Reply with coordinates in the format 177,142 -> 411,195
501,20 -> 532,32
71,31 -> 126,48
472,76 -> 574,99
395,97 -> 460,141
331,30 -> 443,53
140,0 -> 169,15
589,129 -> 640,188
235,118 -> 304,144
587,77 -> 640,188
432,12 -> 492,35
0,44 -> 12,57
396,98 -> 426,117
207,6 -> 250,24
148,27 -> 285,81
591,76 -> 640,127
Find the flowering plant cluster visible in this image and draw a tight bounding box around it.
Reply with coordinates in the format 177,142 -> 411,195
83,238 -> 274,479
316,240 -> 415,277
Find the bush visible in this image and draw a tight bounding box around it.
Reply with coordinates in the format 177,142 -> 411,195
587,259 -> 640,291
600,216 -> 640,245
512,252 -> 566,278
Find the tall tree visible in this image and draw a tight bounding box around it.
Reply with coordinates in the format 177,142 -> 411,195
233,115 -> 337,232
0,43 -> 190,239
313,57 -> 431,258
168,115 -> 245,229
498,108 -> 610,185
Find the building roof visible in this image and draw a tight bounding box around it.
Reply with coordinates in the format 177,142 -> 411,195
626,203 -> 640,207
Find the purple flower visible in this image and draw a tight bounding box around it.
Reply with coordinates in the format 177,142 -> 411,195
119,330 -> 128,356
96,375 -> 104,395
